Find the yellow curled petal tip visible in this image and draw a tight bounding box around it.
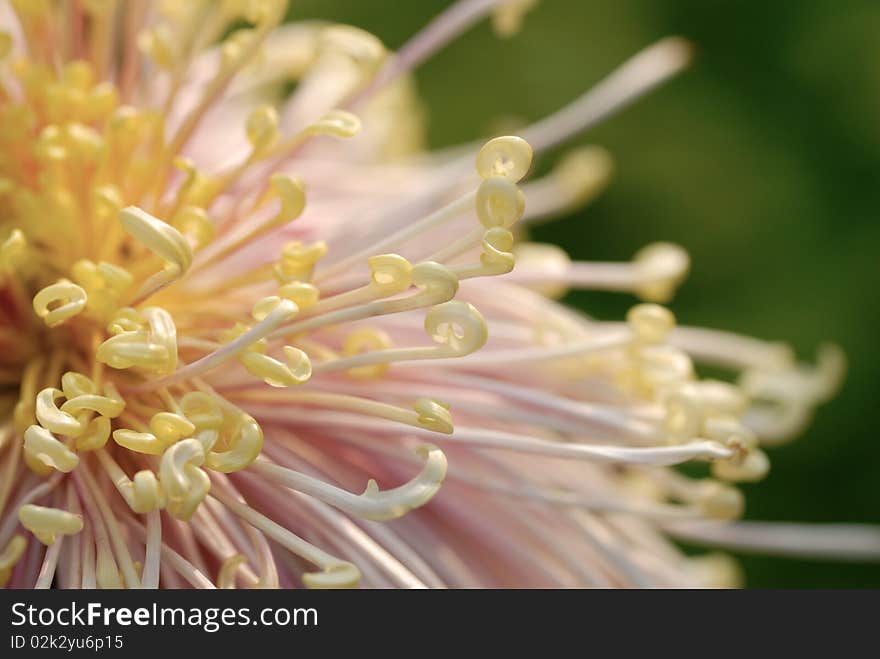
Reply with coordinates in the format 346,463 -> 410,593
306,109 -> 361,139
424,300 -> 488,356
32,280 -> 87,327
18,504 -> 84,545
23,424 -> 79,473
476,135 -> 533,182
302,561 -> 361,590
414,398 -> 453,434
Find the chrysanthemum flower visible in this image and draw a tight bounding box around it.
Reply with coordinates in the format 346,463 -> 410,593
0,0 -> 876,589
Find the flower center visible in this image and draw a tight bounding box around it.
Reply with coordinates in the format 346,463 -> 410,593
0,0 -> 547,585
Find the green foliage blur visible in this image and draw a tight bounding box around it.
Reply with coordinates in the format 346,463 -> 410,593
288,0 -> 880,587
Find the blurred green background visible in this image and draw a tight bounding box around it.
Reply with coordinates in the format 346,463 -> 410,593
289,0 -> 880,587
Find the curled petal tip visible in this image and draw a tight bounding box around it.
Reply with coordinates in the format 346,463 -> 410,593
303,562 -> 361,590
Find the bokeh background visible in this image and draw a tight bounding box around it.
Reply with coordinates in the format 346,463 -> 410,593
289,0 -> 880,587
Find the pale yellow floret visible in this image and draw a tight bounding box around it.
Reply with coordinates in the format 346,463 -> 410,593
240,345 -> 312,387
74,417 -> 112,451
112,428 -> 167,455
311,300 -> 487,375
552,146 -> 614,209
306,109 -> 362,138
171,206 -> 216,250
450,226 -> 515,279
23,444 -> 55,477
150,412 -> 196,445
246,105 -> 280,154
141,307 -> 179,371
511,243 -> 571,297
368,253 -> 413,296
18,504 -> 83,545
424,300 -> 489,356
180,391 -> 225,431
301,562 -> 361,589
475,175 -> 526,229
476,135 -> 533,182
632,242 -> 690,303
217,553 -> 249,589
620,316 -> 695,400
97,306 -> 178,374
663,380 -> 745,443
267,174 -> 306,225
342,327 -> 393,379
704,415 -> 758,451
268,107 -> 362,158
138,24 -> 177,70
693,479 -> 745,520
160,438 -> 210,520
106,307 -> 145,334
205,299 -> 314,387
413,398 -> 454,434
627,303 -> 676,345
92,184 -> 124,220
251,296 -> 287,322
24,372 -> 127,468
61,371 -> 125,419
400,262 -> 459,308
59,395 -> 125,420
0,535 -> 26,587
97,332 -> 170,370
169,158 -> 221,211
119,206 -> 193,301
273,240 -> 327,283
96,449 -> 166,514
32,280 -> 87,328
52,374 -> 92,408
119,210 -> 190,272
712,445 -> 770,483
204,414 -> 263,473
221,29 -> 261,69
658,376 -> 766,485
320,23 -> 386,78
426,139 -> 529,274
35,388 -> 83,436
278,281 -> 320,310
112,408 -> 192,455
71,260 -> 134,321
